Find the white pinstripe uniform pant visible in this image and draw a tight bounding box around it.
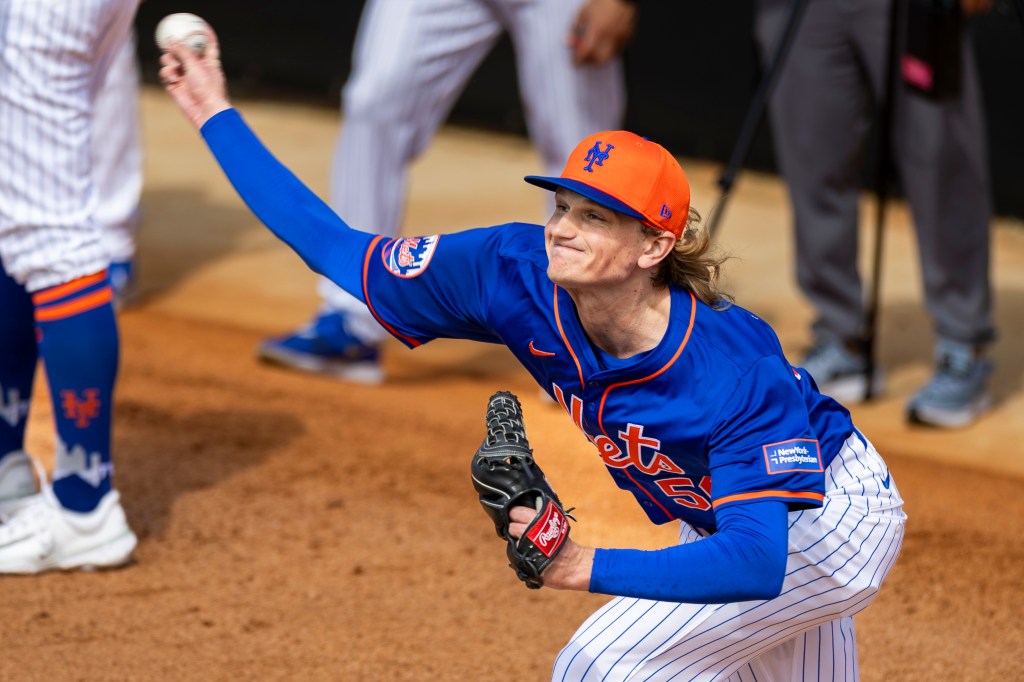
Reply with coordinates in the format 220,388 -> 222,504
552,433 -> 906,681
94,27 -> 142,265
0,0 -> 138,292
317,0 -> 626,343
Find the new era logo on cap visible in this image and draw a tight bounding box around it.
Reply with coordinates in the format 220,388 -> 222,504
525,130 -> 690,238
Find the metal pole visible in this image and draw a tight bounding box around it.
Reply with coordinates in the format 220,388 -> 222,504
707,0 -> 810,237
862,0 -> 904,400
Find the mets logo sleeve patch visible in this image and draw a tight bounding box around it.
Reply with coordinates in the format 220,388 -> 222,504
381,235 -> 440,278
362,223 -> 545,349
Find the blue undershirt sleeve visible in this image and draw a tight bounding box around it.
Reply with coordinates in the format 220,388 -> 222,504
199,108 -> 373,301
589,500 -> 789,603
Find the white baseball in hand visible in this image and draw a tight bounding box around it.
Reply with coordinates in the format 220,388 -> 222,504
155,13 -> 211,54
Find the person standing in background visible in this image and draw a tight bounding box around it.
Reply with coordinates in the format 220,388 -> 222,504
754,0 -> 997,428
0,0 -> 140,573
257,0 -> 638,384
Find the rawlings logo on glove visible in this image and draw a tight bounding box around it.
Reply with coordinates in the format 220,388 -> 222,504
471,391 -> 573,589
528,500 -> 568,556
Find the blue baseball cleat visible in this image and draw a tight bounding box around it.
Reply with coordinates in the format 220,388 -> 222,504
257,311 -> 384,384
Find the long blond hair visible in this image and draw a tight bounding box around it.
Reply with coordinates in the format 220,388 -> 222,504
644,208 -> 732,309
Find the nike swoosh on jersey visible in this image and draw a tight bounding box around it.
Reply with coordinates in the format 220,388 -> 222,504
881,471 -> 891,489
529,341 -> 556,357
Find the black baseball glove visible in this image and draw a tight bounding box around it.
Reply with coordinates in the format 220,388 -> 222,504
470,390 -> 573,589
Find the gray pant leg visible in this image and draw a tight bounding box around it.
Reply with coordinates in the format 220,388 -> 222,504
889,25 -> 995,346
319,0 -> 503,323
755,0 -> 875,345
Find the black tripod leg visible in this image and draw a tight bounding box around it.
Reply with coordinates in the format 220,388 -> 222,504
707,0 -> 810,237
862,0 -> 904,400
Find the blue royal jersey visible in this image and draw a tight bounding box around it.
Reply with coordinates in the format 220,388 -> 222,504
358,222 -> 856,531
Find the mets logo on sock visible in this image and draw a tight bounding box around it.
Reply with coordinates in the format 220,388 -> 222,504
383,235 -> 440,278
583,142 -> 614,172
60,389 -> 101,428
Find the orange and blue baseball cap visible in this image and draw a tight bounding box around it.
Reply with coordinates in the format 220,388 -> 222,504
525,130 -> 690,238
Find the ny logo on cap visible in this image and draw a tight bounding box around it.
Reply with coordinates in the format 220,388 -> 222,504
583,142 -> 614,172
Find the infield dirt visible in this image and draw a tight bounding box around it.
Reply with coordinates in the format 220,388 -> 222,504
1,87 -> 1021,681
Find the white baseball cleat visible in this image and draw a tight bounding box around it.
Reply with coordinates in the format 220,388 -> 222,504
0,451 -> 38,511
0,461 -> 137,575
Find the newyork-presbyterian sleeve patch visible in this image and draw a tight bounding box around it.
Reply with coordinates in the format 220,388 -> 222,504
762,438 -> 823,474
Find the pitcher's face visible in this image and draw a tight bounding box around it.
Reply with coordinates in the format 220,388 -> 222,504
544,189 -> 650,291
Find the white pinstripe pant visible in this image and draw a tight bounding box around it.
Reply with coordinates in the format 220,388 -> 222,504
94,28 -> 142,264
316,0 -> 626,342
0,0 -> 138,292
553,433 -> 906,681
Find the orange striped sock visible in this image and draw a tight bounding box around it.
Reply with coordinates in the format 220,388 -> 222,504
32,271 -> 118,512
